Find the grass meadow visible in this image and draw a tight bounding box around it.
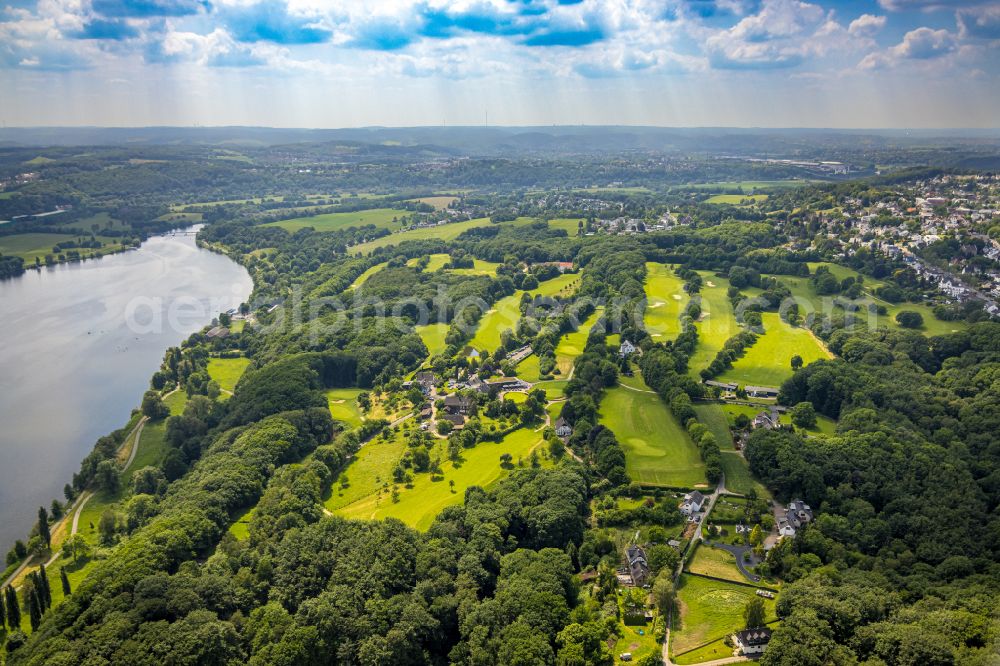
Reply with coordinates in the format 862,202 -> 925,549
687,544 -> 748,583
687,272 -> 741,378
0,233 -> 125,263
326,388 -> 366,429
207,357 -> 250,394
671,574 -> 776,656
265,208 -> 409,233
416,323 -> 450,358
718,313 -> 832,387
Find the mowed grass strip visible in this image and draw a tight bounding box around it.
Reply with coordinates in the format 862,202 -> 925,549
335,427 -> 545,530
265,208 -> 409,233
671,574 -> 777,655
644,262 -> 686,339
599,383 -> 706,488
207,357 -> 250,394
326,388 -> 365,429
470,273 -> 581,353
704,194 -> 769,204
554,307 -> 604,375
720,452 -> 770,498
692,403 -> 734,450
718,312 -> 832,388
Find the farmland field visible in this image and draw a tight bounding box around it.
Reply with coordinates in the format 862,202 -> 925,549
704,194 -> 768,204
411,195 -> 457,210
644,262 -> 686,339
264,207 -> 409,233
207,357 -> 250,393
599,382 -> 706,488
718,313 -> 832,388
547,218 -> 584,235
687,272 -> 740,377
416,322 -> 450,357
671,574 -> 777,656
326,388 -> 365,428
334,427 -> 546,530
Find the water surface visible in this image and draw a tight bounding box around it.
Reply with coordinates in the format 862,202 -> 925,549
0,228 -> 251,551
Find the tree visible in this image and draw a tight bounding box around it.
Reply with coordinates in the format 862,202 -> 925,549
98,508 -> 117,545
895,310 -> 923,329
63,483 -> 75,502
750,525 -> 764,548
652,572 -> 675,616
790,402 -> 817,430
37,506 -> 51,548
647,544 -> 679,575
744,596 -> 766,629
95,459 -> 121,493
141,390 -> 170,419
4,584 -> 20,629
60,567 -> 71,596
790,355 -> 803,371
50,499 -> 63,520
37,564 -> 51,611
62,534 -> 89,563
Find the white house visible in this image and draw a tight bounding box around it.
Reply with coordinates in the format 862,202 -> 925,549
733,627 -> 772,656
619,340 -> 637,358
680,490 -> 705,517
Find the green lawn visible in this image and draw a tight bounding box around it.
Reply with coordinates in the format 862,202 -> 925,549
0,233 -> 126,263
410,195 -> 457,210
334,427 -> 546,530
555,307 -> 604,375
600,383 -> 707,488
265,208 -> 409,233
515,355 -> 542,382
469,291 -> 523,353
350,217 -> 493,254
671,574 -> 777,656
644,262 -> 686,340
348,262 -> 388,290
534,380 -> 568,400
719,452 -> 769,499
687,544 -> 748,583
547,218 -> 584,235
704,194 -> 768,205
207,357 -> 250,393
416,322 -> 450,358
409,253 -> 451,271
687,272 -> 741,377
672,637 -> 735,665
718,313 -> 832,388
449,258 -> 501,276
326,388 -> 365,429
692,403 -> 734,450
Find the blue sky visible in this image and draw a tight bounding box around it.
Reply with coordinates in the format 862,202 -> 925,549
0,0 -> 997,127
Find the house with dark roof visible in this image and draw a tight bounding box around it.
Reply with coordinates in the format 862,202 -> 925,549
680,490 -> 705,517
619,340 -> 637,358
752,411 -> 778,430
704,380 -> 738,392
442,394 -> 474,415
745,385 -> 779,399
733,627 -> 772,656
554,417 -> 572,439
625,545 -> 650,587
440,412 -> 465,428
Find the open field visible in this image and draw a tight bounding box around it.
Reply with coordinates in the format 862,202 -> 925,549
718,313 -> 832,388
350,217 -> 493,254
547,218 -> 584,235
687,179 -> 820,191
409,253 -> 451,271
411,195 -> 457,210
599,382 -> 706,488
704,194 -> 769,204
515,355 -> 542,382
644,262 -> 686,340
123,391 -> 187,483
207,357 -> 250,393
534,379 -> 568,400
349,262 -> 388,289
265,208 -> 409,233
334,427 -> 546,530
326,431 -> 407,511
720,452 -> 769,498
449,258 -> 501,276
0,233 -> 125,263
671,574 -> 777,656
326,388 -> 365,429
555,307 -> 604,375
672,637 -> 735,665
688,544 -> 748,583
688,272 -> 741,377
416,322 -> 450,357
470,273 -> 580,353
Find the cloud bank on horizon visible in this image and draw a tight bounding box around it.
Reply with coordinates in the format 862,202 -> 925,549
0,0 -> 998,128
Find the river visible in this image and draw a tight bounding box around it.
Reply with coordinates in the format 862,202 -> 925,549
0,227 -> 252,551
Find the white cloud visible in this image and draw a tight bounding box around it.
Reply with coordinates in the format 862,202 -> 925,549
848,14 -> 887,37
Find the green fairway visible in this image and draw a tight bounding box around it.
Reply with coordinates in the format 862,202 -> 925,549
515,354 -> 542,382
534,380 -> 568,400
671,574 -> 777,656
350,217 -> 493,254
326,388 -> 365,428
687,272 -> 741,377
409,253 -> 451,271
265,208 -> 409,233
416,322 -> 450,357
555,307 -> 604,375
326,430 -> 407,511
599,383 -> 706,488
348,262 -> 388,289
449,258 -> 501,276
469,291 -> 523,353
335,427 -> 545,530
720,452 -> 769,498
207,357 -> 250,393
644,262 -> 686,340
718,313 -> 832,388
0,232 -> 125,263
704,194 -> 768,204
